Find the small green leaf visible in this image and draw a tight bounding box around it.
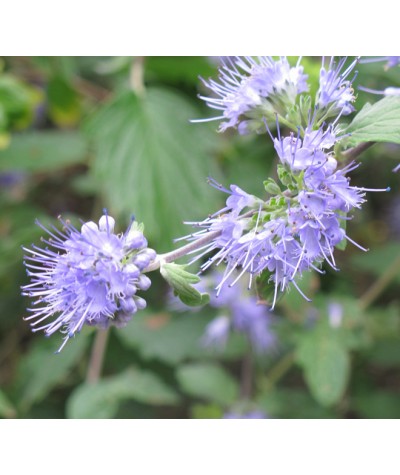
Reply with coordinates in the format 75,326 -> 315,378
176,363 -> 239,405
344,96 -> 400,146
277,164 -> 293,187
263,178 -> 281,195
67,367 -> 180,418
296,325 -> 350,407
160,262 -> 209,307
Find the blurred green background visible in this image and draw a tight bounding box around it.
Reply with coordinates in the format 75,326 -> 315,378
0,56 -> 399,419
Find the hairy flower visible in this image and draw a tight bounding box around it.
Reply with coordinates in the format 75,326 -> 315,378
182,122 -> 388,308
223,410 -> 268,419
22,214 -> 155,352
317,56 -> 359,117
195,56 -> 308,133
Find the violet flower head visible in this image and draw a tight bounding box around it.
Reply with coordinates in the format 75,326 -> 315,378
183,118 -> 389,309
22,213 -> 156,352
223,410 -> 268,419
317,56 -> 359,117
195,56 -> 308,133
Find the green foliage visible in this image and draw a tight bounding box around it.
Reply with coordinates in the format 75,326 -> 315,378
344,96 -> 400,146
0,72 -> 41,140
2,56 -> 400,420
86,87 -> 219,251
67,367 -> 180,418
116,311 -> 212,365
176,363 -> 239,405
47,76 -> 81,127
296,321 -> 350,407
14,332 -> 90,412
0,130 -> 87,172
0,390 -> 16,418
351,242 -> 400,284
160,262 -> 210,307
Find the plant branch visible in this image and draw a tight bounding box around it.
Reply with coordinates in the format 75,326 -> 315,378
144,229 -> 222,273
86,328 -> 110,384
263,351 -> 295,391
341,141 -> 376,162
240,348 -> 253,399
130,56 -> 146,96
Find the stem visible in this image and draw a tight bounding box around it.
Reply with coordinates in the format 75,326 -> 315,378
130,56 -> 146,97
86,328 -> 110,384
240,348 -> 253,399
341,141 -> 376,162
144,229 -> 222,273
263,351 -> 295,391
144,209 -> 256,273
358,253 -> 400,311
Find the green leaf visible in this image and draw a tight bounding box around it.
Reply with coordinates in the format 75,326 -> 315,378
176,363 -> 239,405
296,325 -> 350,406
344,96 -> 400,146
0,390 -> 17,418
351,242 -> 400,284
0,130 -> 87,172
14,331 -> 90,411
257,388 -> 337,419
116,310 -> 211,364
47,76 -> 81,127
0,73 -> 41,130
116,311 -> 247,364
86,87 -> 219,251
160,262 -> 209,307
353,390 -> 400,419
190,403 -> 224,419
146,57 -> 217,86
263,178 -> 281,195
66,367 -> 180,418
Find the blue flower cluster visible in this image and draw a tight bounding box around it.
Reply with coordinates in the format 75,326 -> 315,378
22,214 -> 155,352
184,56 -> 389,308
197,56 -> 358,134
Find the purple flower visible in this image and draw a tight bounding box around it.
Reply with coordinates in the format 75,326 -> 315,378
317,57 -> 359,116
195,56 -> 308,133
360,56 -> 400,70
358,85 -> 400,97
201,315 -> 231,348
328,302 -> 343,328
182,119 -> 389,308
223,410 -> 268,419
22,213 -> 156,352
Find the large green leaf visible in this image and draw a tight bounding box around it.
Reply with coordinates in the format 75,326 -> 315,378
116,311 -> 246,365
176,363 -> 239,405
344,96 -> 400,146
66,367 -> 180,418
116,311 -> 211,365
0,130 -> 87,172
14,331 -> 90,411
296,324 -> 350,407
86,87 -> 219,251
